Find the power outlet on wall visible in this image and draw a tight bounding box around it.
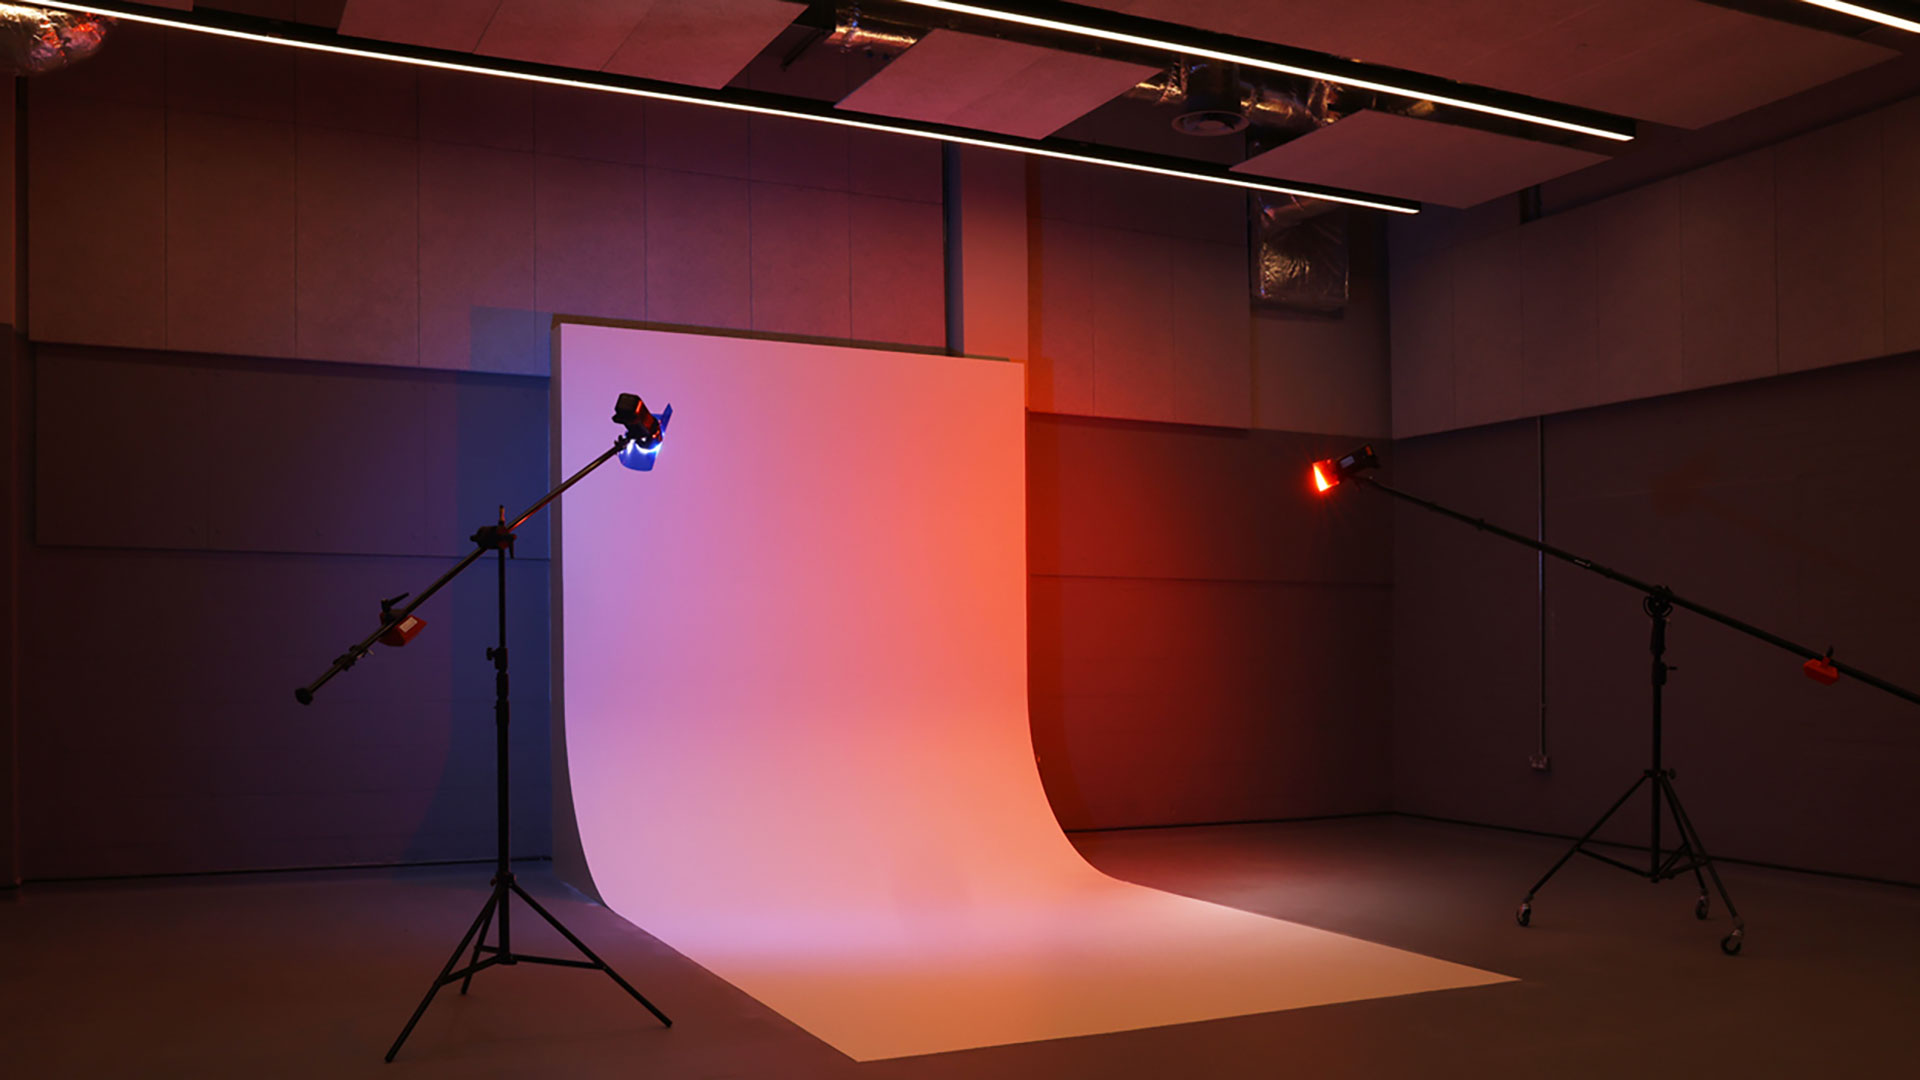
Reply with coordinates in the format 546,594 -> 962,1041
1528,753 -> 1552,772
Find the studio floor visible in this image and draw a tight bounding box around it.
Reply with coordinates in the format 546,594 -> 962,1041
4,816 -> 1914,1079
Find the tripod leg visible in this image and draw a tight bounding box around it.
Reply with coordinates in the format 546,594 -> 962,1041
1655,777 -> 1711,914
458,891 -> 499,991
509,880 -> 672,1028
386,887 -> 502,1063
1522,772 -> 1650,906
1659,776 -> 1745,953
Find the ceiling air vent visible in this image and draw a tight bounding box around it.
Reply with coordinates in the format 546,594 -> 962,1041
1170,59 -> 1248,136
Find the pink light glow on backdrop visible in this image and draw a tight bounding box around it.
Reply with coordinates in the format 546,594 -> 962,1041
553,323 -> 1509,1060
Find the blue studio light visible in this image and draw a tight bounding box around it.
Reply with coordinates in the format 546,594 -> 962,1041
619,404 -> 672,471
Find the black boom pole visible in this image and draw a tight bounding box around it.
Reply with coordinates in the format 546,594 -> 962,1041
1315,446 -> 1920,955
1355,474 -> 1920,707
294,435 -> 633,706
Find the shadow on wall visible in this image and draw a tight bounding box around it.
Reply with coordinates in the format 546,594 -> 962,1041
404,331 -> 555,865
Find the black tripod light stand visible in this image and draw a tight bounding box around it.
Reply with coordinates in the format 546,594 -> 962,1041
1311,446 -> 1920,955
296,394 -> 674,1061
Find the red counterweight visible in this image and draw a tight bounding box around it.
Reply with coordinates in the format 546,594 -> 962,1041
379,614 -> 426,648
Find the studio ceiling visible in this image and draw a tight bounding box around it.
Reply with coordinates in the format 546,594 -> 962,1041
1086,0 -> 1896,129
216,0 -> 1917,208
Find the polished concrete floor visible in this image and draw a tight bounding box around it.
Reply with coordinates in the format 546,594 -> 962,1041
3,817 -> 1915,1078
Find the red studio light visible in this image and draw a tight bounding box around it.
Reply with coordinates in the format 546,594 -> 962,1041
1310,445 -> 1380,494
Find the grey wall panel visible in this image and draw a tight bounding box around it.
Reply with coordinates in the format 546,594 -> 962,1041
1775,113 -> 1885,374
36,350 -> 552,561
23,348 -> 555,878
1393,356 -> 1920,882
1390,93 -> 1920,434
165,112 -> 299,359
1388,420 -> 1542,825
1029,413 -> 1396,831
17,545 -> 553,878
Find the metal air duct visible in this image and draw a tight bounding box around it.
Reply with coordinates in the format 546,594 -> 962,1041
0,3 -> 110,76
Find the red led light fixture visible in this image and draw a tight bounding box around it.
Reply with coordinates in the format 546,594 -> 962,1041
1310,444 -> 1379,494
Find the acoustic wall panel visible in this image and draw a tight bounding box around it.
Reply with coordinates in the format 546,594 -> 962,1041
1680,149 -> 1779,390
1891,98 -> 1920,357
295,126 -> 420,367
417,141 -> 536,371
749,183 -> 852,340
553,323 -> 1508,1060
165,111 -> 297,358
27,98 -> 167,349
1775,113 -> 1885,374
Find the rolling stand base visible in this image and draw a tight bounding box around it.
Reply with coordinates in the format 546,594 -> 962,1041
1514,593 -> 1746,955
1513,769 -> 1745,955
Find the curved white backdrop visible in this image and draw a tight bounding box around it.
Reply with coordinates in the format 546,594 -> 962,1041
554,323 -> 1508,1060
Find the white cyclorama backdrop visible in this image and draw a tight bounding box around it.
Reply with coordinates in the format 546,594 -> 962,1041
553,322 -> 1509,1060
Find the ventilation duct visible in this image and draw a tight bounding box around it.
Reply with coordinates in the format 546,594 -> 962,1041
1124,64 -> 1185,108
1128,64 -> 1339,138
828,8 -> 920,60
0,3 -> 110,76
1246,80 -> 1338,131
1250,196 -> 1348,315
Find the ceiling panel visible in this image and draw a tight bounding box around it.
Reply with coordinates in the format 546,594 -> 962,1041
1233,111 -> 1608,208
338,0 -> 500,53
1093,0 -> 1895,128
601,0 -> 807,88
476,0 -> 654,71
339,0 -> 802,87
836,30 -> 1160,139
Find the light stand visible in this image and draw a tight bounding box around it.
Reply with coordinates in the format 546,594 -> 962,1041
1312,446 -> 1920,954
296,396 -> 673,1062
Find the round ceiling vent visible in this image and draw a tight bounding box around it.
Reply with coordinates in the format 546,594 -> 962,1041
1172,108 -> 1249,136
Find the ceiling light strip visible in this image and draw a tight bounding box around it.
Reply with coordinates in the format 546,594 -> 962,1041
36,0 -> 1420,213
1798,0 -> 1920,33
892,0 -> 1636,142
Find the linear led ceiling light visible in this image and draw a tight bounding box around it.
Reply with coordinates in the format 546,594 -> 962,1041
36,1 -> 1421,214
890,0 -> 1637,143
1798,0 -> 1920,33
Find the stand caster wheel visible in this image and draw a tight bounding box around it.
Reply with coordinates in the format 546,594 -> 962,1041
1695,894 -> 1710,920
1515,902 -> 1532,928
1721,927 -> 1743,956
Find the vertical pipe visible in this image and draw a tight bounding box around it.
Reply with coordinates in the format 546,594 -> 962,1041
942,144 -> 964,356
1533,416 -> 1550,770
495,510 -> 511,953
1649,608 -> 1665,876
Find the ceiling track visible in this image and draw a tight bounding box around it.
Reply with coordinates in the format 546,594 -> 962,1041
36,0 -> 1423,213
850,0 -> 1638,145
1708,0 -> 1920,38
